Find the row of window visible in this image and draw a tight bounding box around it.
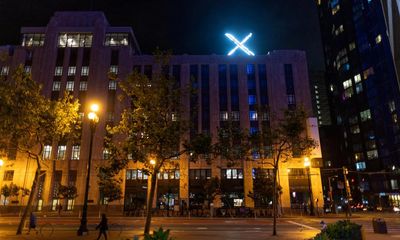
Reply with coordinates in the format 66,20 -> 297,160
43,145 -> 80,160
55,66 -> 89,76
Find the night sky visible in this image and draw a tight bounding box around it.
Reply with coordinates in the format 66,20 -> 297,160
0,0 -> 324,70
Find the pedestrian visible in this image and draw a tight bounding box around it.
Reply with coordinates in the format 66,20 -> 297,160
96,213 -> 108,240
27,212 -> 38,235
303,202 -> 308,215
320,220 -> 327,232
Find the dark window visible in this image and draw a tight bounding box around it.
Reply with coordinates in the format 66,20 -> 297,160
144,65 -> 152,79
56,49 -> 64,66
190,65 -> 199,137
69,48 -> 78,66
3,170 -> 14,181
284,64 -> 294,94
201,65 -> 210,132
189,169 -> 211,180
230,64 -> 239,111
258,64 -> 268,105
172,65 -> 181,87
111,50 -> 119,65
218,64 -> 228,111
133,65 -> 141,73
82,49 -> 91,66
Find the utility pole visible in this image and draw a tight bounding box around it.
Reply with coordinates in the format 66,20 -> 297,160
343,167 -> 352,217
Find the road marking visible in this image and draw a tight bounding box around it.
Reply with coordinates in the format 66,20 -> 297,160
196,227 -> 208,230
286,220 -> 318,230
253,227 -> 261,230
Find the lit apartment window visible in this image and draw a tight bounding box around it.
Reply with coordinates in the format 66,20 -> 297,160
248,95 -> 256,105
54,66 -> 63,76
219,111 -> 229,121
68,66 -> 76,76
356,83 -> 363,94
367,150 -> 378,160
354,74 -> 362,83
21,33 -> 45,47
108,80 -> 117,90
350,125 -> 360,134
79,81 -> 87,91
67,199 -> 75,210
230,111 -> 240,121
58,33 -> 93,48
66,81 -> 74,91
391,179 -> 399,190
57,145 -> 67,160
81,66 -> 89,76
249,111 -> 258,121
375,34 -> 382,44
355,162 -> 366,171
389,100 -> 396,112
332,4 -> 340,15
43,145 -> 52,160
103,149 -> 110,160
52,81 -> 61,91
171,112 -> 178,122
349,42 -> 356,51
360,109 -> 372,122
0,66 -> 9,76
363,67 -> 374,79
71,145 -> 80,160
104,33 -> 129,46
109,65 -> 118,74
24,66 -> 32,74
222,169 -> 243,179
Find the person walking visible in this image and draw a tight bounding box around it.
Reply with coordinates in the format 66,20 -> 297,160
96,213 -> 109,240
27,212 -> 38,235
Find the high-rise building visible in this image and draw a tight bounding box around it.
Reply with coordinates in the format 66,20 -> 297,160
317,0 -> 400,208
0,12 -> 324,215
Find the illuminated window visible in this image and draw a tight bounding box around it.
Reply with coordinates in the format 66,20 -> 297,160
43,145 -> 52,160
220,111 -> 229,121
57,145 -> 67,160
0,66 -> 9,76
249,111 -> 258,121
355,162 -> 366,171
109,65 -> 118,74
108,80 -> 117,90
58,33 -> 92,48
360,109 -> 372,122
21,33 -> 45,47
67,199 -> 75,210
52,81 -> 61,91
79,81 -> 87,91
104,33 -> 129,46
332,4 -> 340,15
24,66 -> 31,74
103,149 -> 110,160
349,42 -> 356,51
350,125 -> 360,134
343,79 -> 352,89
389,100 -> 396,112
81,66 -> 89,76
68,66 -> 76,76
248,95 -> 256,105
54,66 -> 63,76
367,150 -> 378,159
66,81 -> 74,91
391,180 -> 399,190
71,145 -> 80,160
354,74 -> 362,83
363,67 -> 374,79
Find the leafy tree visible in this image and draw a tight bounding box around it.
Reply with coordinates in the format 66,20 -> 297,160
203,177 -> 221,208
1,184 -> 20,205
248,107 -> 317,236
247,168 -> 282,208
0,66 -> 80,234
57,185 -> 78,200
107,52 -> 210,234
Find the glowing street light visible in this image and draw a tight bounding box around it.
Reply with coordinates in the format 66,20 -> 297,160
77,103 -> 100,236
149,159 -> 156,166
0,159 -> 4,167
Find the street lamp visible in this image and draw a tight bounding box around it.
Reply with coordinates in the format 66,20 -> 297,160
304,157 -> 315,216
77,104 -> 99,236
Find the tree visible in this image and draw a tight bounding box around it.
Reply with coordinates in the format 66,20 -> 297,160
248,107 -> 317,236
0,66 -> 80,234
247,168 -> 282,208
1,184 -> 20,205
108,52 -> 210,234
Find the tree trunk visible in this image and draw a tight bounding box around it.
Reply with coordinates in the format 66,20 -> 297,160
144,172 -> 157,235
16,166 -> 40,235
272,167 -> 277,236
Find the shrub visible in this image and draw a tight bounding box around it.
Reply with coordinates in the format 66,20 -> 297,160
144,227 -> 174,240
312,220 -> 363,240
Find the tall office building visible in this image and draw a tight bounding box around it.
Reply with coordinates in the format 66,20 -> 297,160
317,0 -> 400,207
0,12 -> 324,215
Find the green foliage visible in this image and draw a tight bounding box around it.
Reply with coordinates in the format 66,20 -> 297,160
1,184 -> 20,204
247,168 -> 282,207
57,185 -> 78,199
203,176 -> 221,202
312,220 -> 363,240
144,227 -> 174,240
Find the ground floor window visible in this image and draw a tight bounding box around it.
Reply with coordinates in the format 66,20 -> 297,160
37,199 -> 43,211
67,199 -> 75,210
51,198 -> 60,211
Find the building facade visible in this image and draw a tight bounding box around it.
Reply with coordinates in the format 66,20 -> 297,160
0,12 -> 324,215
317,0 -> 400,208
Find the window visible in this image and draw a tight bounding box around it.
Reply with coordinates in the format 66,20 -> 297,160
68,66 -> 76,76
354,74 -> 362,83
360,109 -> 371,122
355,83 -> 363,94
349,116 -> 358,125
103,149 -> 110,160
363,67 -> 374,79
67,199 -> 75,210
52,81 -> 61,91
43,145 -> 52,160
126,169 -> 149,180
287,94 -> 296,105
81,66 -> 89,76
391,179 -> 399,190
354,152 -> 364,161
79,81 -> 87,91
108,80 -> 117,90
0,66 -> 9,76
24,66 -> 31,74
109,65 -> 118,74
375,34 -> 382,44
350,125 -> 360,134
58,33 -> 92,48
249,111 -> 258,121
355,162 -> 366,171
21,33 -> 45,47
332,4 -> 340,15
343,79 -> 352,89
248,95 -> 256,105
230,111 -> 240,121
349,42 -> 356,51
57,145 -> 67,160
71,145 -> 80,160
104,33 -> 129,46
389,101 -> 396,112
261,112 -> 269,121
54,66 -> 63,76
222,168 -> 243,179
66,81 -> 74,91
220,111 -> 228,121
3,170 -> 14,181
367,150 -> 378,159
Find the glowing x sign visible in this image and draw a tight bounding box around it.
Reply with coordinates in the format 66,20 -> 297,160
225,33 -> 255,56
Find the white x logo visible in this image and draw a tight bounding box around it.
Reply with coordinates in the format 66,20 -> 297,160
225,33 -> 255,56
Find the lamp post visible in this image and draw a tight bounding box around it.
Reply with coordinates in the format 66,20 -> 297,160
77,104 -> 99,236
304,157 -> 315,216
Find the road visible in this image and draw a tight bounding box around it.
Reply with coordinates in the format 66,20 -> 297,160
0,213 -> 399,239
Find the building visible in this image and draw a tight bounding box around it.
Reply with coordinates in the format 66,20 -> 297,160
317,0 -> 400,208
0,11 -> 324,215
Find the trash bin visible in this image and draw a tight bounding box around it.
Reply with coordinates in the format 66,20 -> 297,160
372,218 -> 388,234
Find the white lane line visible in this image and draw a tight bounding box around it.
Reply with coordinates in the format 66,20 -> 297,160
196,227 -> 208,230
253,227 -> 261,230
286,220 -> 319,230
